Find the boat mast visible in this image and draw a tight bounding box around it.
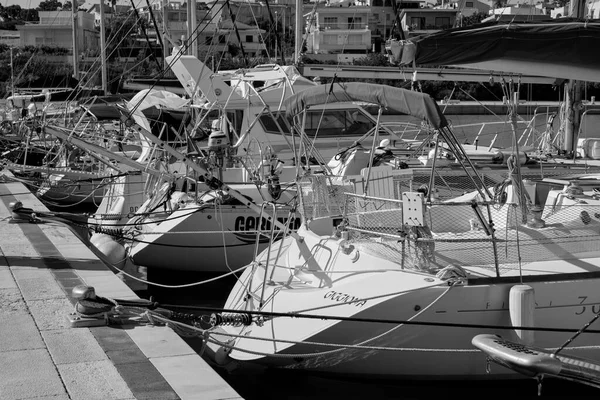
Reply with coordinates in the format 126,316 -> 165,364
10,47 -> 15,97
71,0 -> 79,80
563,0 -> 585,155
186,0 -> 198,58
294,0 -> 302,64
161,0 -> 168,69
145,0 -> 165,72
100,0 -> 108,95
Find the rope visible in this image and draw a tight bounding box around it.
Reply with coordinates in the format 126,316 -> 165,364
79,294 -> 600,361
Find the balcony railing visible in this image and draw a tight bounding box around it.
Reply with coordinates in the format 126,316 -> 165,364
320,23 -> 370,30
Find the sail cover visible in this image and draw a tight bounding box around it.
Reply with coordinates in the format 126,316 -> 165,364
283,82 -> 448,129
411,19 -> 600,83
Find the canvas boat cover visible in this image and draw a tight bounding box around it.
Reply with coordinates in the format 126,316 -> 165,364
283,82 -> 448,129
410,19 -> 600,83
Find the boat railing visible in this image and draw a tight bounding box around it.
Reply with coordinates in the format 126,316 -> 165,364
341,189 -> 600,276
378,118 -> 546,152
302,166 -> 600,224
298,175 -> 354,222
299,170 -> 600,276
346,165 -> 598,204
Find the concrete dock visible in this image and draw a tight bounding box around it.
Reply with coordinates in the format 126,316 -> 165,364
0,173 -> 243,400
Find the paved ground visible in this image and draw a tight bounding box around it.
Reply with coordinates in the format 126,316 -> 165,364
0,173 -> 243,400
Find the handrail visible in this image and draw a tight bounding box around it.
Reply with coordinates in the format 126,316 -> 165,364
257,202 -> 278,307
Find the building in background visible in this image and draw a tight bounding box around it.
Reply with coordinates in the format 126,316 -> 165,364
440,0 -> 490,18
304,3 -> 373,63
485,4 -> 552,22
87,3 -> 131,26
0,29 -> 20,46
304,0 -> 457,63
17,10 -> 99,59
397,0 -> 457,37
139,0 -> 266,59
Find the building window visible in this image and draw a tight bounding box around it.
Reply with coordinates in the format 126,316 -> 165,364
219,35 -> 226,43
410,17 -> 425,30
322,34 -> 337,44
205,36 -> 212,45
246,35 -> 253,42
466,1 -> 474,6
346,34 -> 362,44
347,17 -> 362,29
323,16 -> 337,29
434,17 -> 450,28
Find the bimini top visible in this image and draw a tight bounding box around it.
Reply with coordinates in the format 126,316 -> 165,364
411,19 -> 600,83
283,82 -> 448,129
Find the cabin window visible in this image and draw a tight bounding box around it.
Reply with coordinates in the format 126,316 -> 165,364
257,113 -> 292,135
226,110 -> 244,142
304,109 -> 374,137
205,36 -> 212,45
258,109 -> 373,137
246,35 -> 253,42
466,1 -> 474,6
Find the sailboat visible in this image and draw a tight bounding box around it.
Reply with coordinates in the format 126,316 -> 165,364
118,50 -> 316,274
199,55 -> 600,380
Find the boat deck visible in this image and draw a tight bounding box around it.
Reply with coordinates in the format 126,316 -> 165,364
0,171 -> 242,400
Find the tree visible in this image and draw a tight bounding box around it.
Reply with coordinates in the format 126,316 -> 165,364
0,46 -> 72,97
460,12 -> 488,27
353,53 -> 390,67
19,8 -> 39,21
104,12 -> 143,60
3,5 -> 23,20
37,0 -> 63,11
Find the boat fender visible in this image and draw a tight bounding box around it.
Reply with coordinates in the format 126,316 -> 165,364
340,241 -> 360,262
169,192 -> 189,211
268,175 -> 281,200
215,344 -> 234,366
509,284 -> 535,345
435,264 -> 468,283
90,233 -> 127,270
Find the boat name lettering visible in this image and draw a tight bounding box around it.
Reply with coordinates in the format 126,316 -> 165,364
324,291 -> 366,307
234,216 -> 301,232
575,302 -> 600,316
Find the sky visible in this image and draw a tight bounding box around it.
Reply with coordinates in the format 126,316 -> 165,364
1,0 -> 146,9
2,0 -> 46,8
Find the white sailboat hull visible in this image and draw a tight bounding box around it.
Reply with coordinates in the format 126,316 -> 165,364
36,172 -> 106,206
127,204 -> 301,273
213,215 -> 600,379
